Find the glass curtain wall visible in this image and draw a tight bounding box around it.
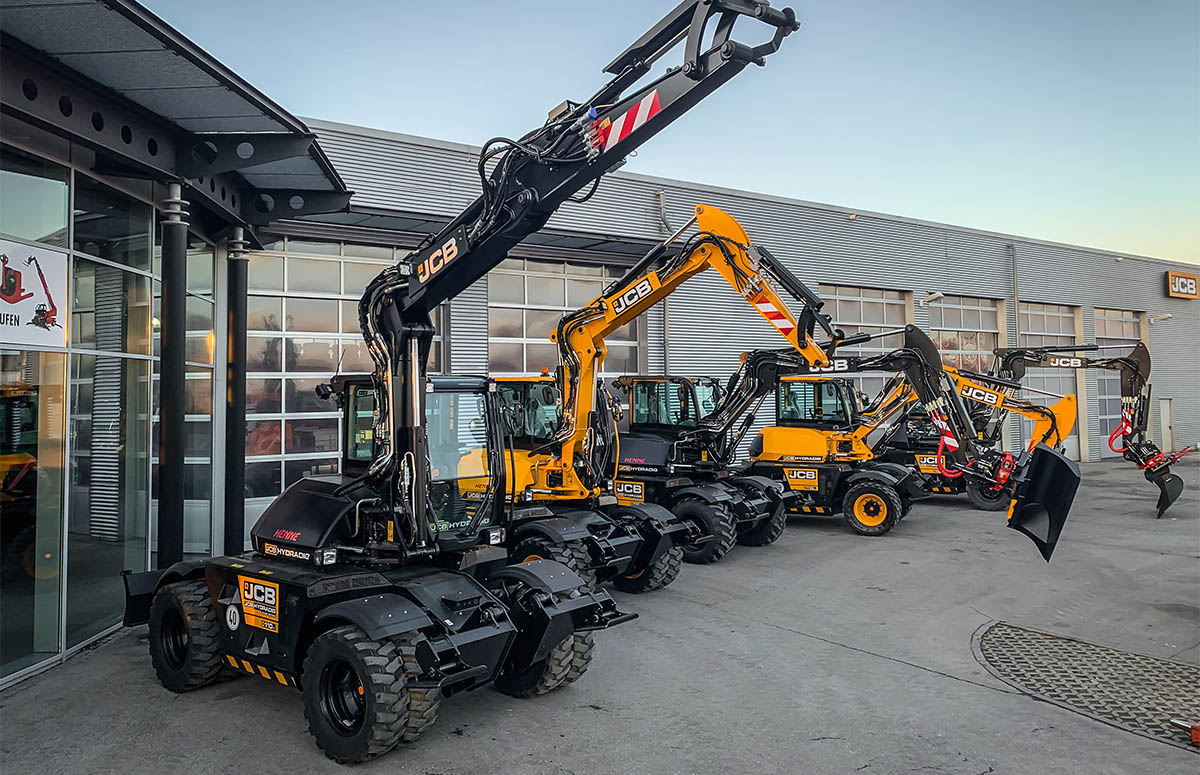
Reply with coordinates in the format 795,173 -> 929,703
816,284 -> 907,398
241,237 -> 441,531
928,295 -> 1001,373
1094,307 -> 1143,457
488,258 -> 639,376
2,141 -> 218,680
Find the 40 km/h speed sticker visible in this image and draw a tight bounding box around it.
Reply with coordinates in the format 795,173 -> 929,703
238,576 -> 280,633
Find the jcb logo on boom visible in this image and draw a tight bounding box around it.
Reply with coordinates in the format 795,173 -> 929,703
959,384 -> 1000,406
415,236 -> 460,284
611,279 -> 655,315
813,359 -> 850,373
1047,356 -> 1084,368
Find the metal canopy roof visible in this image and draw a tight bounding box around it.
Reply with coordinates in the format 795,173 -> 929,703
0,0 -> 349,226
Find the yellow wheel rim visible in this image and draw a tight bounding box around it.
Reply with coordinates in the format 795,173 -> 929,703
852,493 -> 888,527
523,553 -> 544,563
624,569 -> 645,580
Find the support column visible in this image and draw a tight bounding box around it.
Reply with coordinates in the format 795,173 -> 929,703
157,183 -> 187,568
224,227 -> 249,554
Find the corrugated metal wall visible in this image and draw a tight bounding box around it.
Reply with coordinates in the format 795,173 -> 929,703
307,119 -> 1200,461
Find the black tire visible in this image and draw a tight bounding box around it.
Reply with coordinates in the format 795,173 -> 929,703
612,543 -> 683,593
395,632 -> 442,745
965,480 -> 1009,511
899,496 -> 913,520
841,481 -> 902,536
301,625 -> 411,764
736,501 -> 787,547
560,632 -> 595,687
510,535 -> 597,591
494,590 -> 579,698
147,580 -> 222,693
673,497 -> 735,564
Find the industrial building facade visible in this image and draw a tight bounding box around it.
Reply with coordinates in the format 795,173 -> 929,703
3,4 -> 1197,688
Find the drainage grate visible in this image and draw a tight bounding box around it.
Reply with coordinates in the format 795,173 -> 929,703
974,622 -> 1200,750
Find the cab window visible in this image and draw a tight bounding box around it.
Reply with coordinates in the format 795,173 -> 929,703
631,380 -> 698,428
693,381 -> 719,418
776,381 -> 851,425
497,382 -> 560,445
345,385 -> 377,463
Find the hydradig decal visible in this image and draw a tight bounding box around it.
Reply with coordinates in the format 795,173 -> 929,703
784,468 -> 819,492
238,576 -> 280,633
959,383 -> 1001,406
262,542 -> 312,561
614,480 -> 645,505
914,454 -> 941,474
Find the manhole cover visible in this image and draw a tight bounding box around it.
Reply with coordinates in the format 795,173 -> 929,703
974,622 -> 1200,750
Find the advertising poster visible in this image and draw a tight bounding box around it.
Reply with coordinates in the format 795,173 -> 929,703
0,238 -> 68,349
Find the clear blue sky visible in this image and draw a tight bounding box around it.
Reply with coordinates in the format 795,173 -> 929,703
145,0 -> 1199,264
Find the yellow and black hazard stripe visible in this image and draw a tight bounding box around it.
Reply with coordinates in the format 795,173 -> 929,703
225,654 -> 297,688
794,505 -> 832,514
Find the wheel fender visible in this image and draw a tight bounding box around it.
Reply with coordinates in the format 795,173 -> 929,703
511,517 -> 592,546
844,467 -> 903,490
606,502 -> 685,570
868,461 -> 927,497
490,558 -> 587,596
672,483 -> 734,506
121,560 -> 207,626
312,593 -> 436,641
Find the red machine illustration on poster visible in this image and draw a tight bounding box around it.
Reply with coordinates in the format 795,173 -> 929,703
0,239 -> 68,348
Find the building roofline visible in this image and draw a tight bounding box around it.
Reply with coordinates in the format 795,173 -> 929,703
303,116 -> 1196,271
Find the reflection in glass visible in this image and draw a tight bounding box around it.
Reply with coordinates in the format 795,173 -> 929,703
246,420 -> 282,456
244,461 -> 281,498
248,296 -> 283,331
185,296 -> 214,365
0,145 -> 68,247
248,256 -> 284,291
71,259 -> 151,354
488,307 -> 522,338
246,379 -> 282,413
489,342 -> 522,373
287,258 -> 339,293
286,379 -> 332,413
343,262 -> 385,296
286,338 -> 337,372
284,298 -> 338,332
73,174 -> 152,271
0,350 -> 66,678
284,458 -> 338,487
66,354 -> 149,647
247,337 -> 283,372
286,418 -> 339,454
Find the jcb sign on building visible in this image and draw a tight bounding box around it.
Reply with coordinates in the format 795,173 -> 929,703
1166,270 -> 1199,299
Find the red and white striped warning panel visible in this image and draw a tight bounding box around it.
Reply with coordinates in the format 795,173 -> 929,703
598,90 -> 662,153
752,293 -> 796,337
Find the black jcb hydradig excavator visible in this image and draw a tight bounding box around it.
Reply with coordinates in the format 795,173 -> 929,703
994,343 -> 1191,516
730,326 -> 1081,555
121,2 -> 801,762
498,204 -> 833,570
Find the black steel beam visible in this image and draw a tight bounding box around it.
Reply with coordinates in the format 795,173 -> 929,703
176,133 -> 315,178
244,189 -> 353,225
157,185 -> 187,568
224,228 -> 249,554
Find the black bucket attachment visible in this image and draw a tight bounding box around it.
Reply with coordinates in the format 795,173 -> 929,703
1006,444 -> 1080,562
1148,469 -> 1184,518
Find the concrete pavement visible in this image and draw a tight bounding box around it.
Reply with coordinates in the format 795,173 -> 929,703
2,458 -> 1197,774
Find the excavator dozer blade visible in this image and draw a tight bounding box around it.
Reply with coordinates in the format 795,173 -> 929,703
1006,444 -> 1080,562
1149,470 -> 1184,518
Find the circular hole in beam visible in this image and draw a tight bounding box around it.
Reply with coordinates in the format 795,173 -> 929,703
58,96 -> 73,117
21,79 -> 37,101
191,141 -> 218,167
91,111 -> 104,131
253,193 -> 275,214
120,126 -> 133,145
147,137 -> 159,156
289,195 -> 305,211
235,142 -> 255,160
